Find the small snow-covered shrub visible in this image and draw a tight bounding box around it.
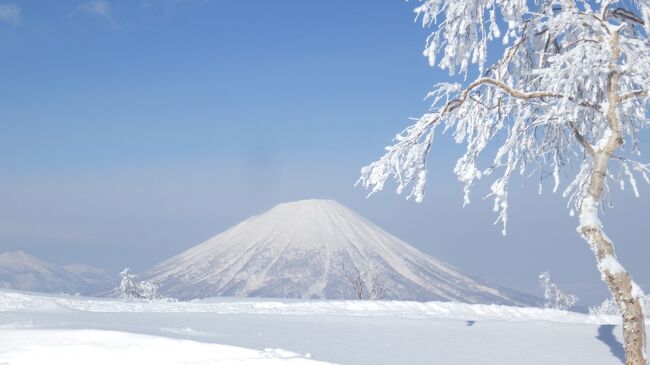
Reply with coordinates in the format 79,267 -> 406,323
137,280 -> 159,301
539,272 -> 578,311
590,296 -> 649,317
115,268 -> 168,302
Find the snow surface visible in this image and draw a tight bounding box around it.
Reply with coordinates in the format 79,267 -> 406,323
0,289 -> 643,364
0,329 -> 327,365
143,199 -> 535,305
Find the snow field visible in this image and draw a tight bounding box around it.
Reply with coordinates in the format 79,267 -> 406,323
0,329 -> 329,365
0,290 -> 644,365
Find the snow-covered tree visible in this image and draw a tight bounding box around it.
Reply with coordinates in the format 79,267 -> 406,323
115,268 -> 161,302
116,268 -> 140,300
358,1 -> 649,363
539,272 -> 578,310
333,255 -> 388,300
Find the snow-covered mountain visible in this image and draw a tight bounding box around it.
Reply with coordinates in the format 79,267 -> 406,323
144,199 -> 537,305
0,251 -> 115,295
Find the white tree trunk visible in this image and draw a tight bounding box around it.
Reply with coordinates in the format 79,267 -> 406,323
580,200 -> 647,365
577,31 -> 647,365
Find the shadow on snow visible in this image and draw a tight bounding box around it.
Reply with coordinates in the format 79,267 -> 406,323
596,324 -> 625,364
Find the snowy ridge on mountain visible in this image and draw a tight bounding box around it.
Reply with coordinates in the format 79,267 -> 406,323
144,200 -> 536,305
0,251 -> 114,295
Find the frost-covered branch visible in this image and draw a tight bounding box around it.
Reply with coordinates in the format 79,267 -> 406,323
539,272 -> 578,310
360,0 -> 650,234
620,90 -> 648,102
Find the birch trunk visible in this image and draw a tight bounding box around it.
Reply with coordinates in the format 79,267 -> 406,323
580,197 -> 647,365
578,31 -> 647,365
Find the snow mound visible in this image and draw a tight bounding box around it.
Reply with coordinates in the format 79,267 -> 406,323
0,329 -> 332,365
144,199 -> 536,305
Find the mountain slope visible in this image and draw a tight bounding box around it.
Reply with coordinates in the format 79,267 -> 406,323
144,200 -> 536,305
0,251 -> 114,295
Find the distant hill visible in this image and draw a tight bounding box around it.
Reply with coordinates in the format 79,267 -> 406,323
144,199 -> 538,305
0,251 -> 115,295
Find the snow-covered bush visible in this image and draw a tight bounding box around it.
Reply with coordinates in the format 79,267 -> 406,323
115,268 -> 164,302
590,296 -> 649,317
116,268 -> 140,300
137,280 -> 160,301
539,272 -> 578,311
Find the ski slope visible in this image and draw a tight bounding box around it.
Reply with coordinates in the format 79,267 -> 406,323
0,290 -> 639,364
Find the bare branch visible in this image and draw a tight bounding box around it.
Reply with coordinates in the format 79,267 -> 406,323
619,90 -> 648,102
610,7 -> 645,25
417,77 -> 601,138
569,121 -> 596,156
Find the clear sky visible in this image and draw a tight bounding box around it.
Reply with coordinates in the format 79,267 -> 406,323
0,0 -> 648,305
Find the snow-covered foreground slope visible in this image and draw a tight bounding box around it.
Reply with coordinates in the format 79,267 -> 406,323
0,329 -> 328,365
0,290 -> 639,364
144,199 -> 535,305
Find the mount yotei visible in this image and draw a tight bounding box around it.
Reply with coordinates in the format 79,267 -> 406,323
144,200 -> 536,305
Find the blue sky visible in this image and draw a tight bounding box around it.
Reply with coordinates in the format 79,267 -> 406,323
0,0 -> 648,304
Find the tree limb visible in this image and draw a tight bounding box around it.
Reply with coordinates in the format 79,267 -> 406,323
436,78 -> 600,125
619,90 -> 648,102
569,121 -> 596,156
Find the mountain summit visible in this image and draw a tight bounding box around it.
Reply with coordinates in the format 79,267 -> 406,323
144,199 -> 535,305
